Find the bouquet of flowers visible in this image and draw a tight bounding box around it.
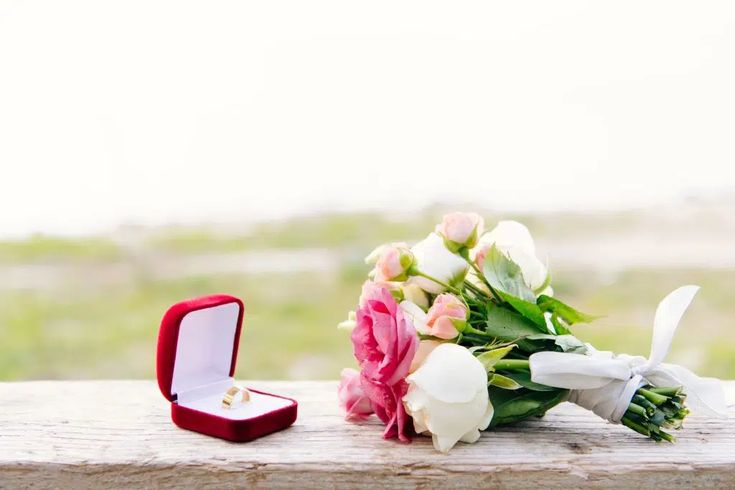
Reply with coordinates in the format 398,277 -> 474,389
337,212 -> 734,453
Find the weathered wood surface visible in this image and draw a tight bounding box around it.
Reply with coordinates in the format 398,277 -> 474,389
0,381 -> 733,489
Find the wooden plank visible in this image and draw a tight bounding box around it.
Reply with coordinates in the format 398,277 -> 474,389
0,380 -> 733,488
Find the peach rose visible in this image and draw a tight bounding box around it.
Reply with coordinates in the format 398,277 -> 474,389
409,340 -> 442,373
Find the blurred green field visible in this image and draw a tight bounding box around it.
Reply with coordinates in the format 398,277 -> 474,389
1,208 -> 734,381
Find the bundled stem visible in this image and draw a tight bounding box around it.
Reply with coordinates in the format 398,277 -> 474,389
492,361 -> 688,442
621,386 -> 688,442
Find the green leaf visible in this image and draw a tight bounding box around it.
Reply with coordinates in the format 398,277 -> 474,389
476,344 -> 516,371
537,295 -> 598,326
500,293 -> 546,328
483,244 -> 536,302
488,388 -> 569,427
547,313 -> 571,335
502,371 -> 558,392
527,334 -> 588,353
468,345 -> 489,354
489,374 -> 522,390
485,303 -> 546,341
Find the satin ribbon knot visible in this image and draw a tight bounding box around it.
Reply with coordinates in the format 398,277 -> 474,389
530,286 -> 731,423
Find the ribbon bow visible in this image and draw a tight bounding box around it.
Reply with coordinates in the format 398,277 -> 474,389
529,286 -> 732,423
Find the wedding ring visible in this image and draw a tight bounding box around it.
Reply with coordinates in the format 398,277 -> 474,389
222,385 -> 251,409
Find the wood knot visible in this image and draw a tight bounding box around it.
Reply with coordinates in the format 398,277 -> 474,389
565,442 -> 590,454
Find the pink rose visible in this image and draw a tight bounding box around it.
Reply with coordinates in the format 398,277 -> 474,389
351,285 -> 419,442
425,293 -> 468,339
338,368 -> 374,421
366,243 -> 414,282
436,212 -> 484,250
400,294 -> 468,340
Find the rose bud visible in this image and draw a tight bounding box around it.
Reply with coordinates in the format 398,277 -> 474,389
424,293 -> 468,339
399,293 -> 468,340
436,212 -> 484,251
365,243 -> 414,282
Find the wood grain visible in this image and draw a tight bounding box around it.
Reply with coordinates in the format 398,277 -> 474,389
0,380 -> 733,489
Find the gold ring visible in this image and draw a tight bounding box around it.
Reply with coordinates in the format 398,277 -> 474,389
222,385 -> 251,409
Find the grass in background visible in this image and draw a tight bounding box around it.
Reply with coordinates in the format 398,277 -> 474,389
1,209 -> 733,381
0,270 -> 361,380
0,235 -> 121,263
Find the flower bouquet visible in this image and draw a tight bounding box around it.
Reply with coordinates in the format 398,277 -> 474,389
337,213 -> 734,452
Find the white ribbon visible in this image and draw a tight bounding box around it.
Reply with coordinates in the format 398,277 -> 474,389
529,285 -> 732,423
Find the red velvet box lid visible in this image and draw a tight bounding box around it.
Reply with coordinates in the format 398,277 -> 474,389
156,294 -> 244,402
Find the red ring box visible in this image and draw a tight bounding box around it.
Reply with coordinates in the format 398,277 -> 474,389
156,294 -> 297,441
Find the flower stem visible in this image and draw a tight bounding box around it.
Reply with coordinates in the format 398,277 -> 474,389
414,271 -> 461,295
621,415 -> 650,437
637,388 -> 668,406
647,386 -> 682,397
465,259 -> 505,305
493,359 -> 530,371
464,280 -> 489,298
463,326 -> 494,338
627,403 -> 649,417
622,385 -> 689,442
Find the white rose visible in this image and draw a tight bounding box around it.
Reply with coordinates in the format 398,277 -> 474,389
409,233 -> 468,294
473,220 -> 552,295
403,343 -> 493,453
401,283 -> 430,310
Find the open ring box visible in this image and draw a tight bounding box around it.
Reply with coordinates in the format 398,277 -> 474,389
156,294 -> 298,441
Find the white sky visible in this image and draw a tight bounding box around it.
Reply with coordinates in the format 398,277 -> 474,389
1,1 -> 734,237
